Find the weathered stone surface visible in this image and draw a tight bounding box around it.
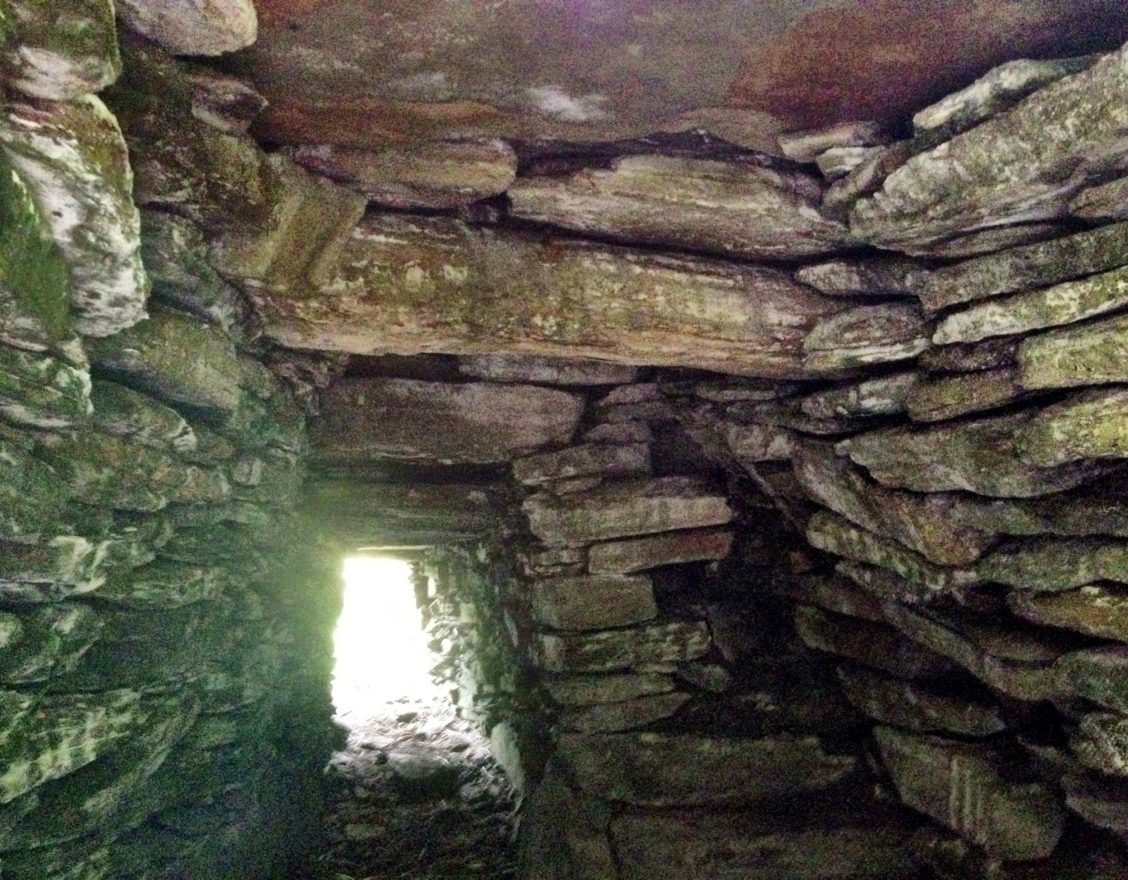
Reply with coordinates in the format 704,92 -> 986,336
906,368 -> 1025,423
1071,713 -> 1128,777
782,573 -> 886,622
0,688 -> 141,804
256,214 -> 853,378
588,528 -> 733,576
1062,774 -> 1128,842
525,477 -> 732,546
798,372 -> 917,419
721,419 -> 795,464
0,150 -> 72,350
1019,311 -> 1128,390
307,480 -> 495,545
914,222 -> 1128,313
837,412 -> 1107,497
903,222 -> 1073,260
513,443 -> 649,486
875,727 -> 1065,861
116,0 -> 257,55
36,431 -> 229,511
517,764 -> 617,880
1010,585 -> 1128,643
139,211 -> 248,330
0,604 -> 102,684
90,381 -> 196,453
795,605 -> 954,680
459,354 -> 638,386
612,810 -> 915,880
795,445 -> 993,566
313,378 -> 582,466
1056,647 -> 1128,713
0,96 -> 148,337
1070,175 -> 1128,220
86,306 -> 241,421
934,266 -> 1128,345
732,0 -> 1128,128
559,692 -> 690,733
806,511 -> 977,593
510,155 -> 851,260
795,257 -> 918,298
0,537 -> 108,602
544,673 -> 675,707
1016,388 -> 1128,466
978,538 -> 1128,591
531,575 -> 657,632
777,120 -> 889,162
913,55 -> 1097,137
815,145 -> 881,180
0,345 -> 91,429
557,731 -> 855,806
0,0 -> 120,100
801,303 -> 931,372
918,336 -> 1019,374
536,621 -> 710,673
184,66 -> 268,135
293,139 -> 516,209
207,154 -> 367,295
851,43 -> 1128,249
837,665 -> 1004,736
96,561 -> 225,608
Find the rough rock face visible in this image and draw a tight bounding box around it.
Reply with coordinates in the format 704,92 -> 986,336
0,96 -> 148,336
115,0 -> 258,55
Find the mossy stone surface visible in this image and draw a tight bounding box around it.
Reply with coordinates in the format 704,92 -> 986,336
1016,387 -> 1128,466
0,342 -> 91,429
91,379 -> 196,453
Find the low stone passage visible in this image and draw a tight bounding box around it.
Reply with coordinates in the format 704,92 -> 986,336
307,698 -> 518,880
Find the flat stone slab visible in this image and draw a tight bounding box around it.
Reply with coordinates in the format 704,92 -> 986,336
875,727 -> 1065,861
558,692 -> 690,733
1010,585 -> 1128,643
524,477 -> 732,546
458,354 -> 639,386
801,303 -> 931,373
1017,388 -> 1128,466
1071,713 -> 1128,777
612,810 -> 916,880
530,575 -> 657,632
797,372 -> 917,419
795,256 -> 918,298
978,538 -> 1128,591
509,155 -> 853,261
536,621 -> 710,673
313,378 -> 582,465
837,412 -> 1109,498
292,139 -> 516,209
1056,647 -> 1128,713
837,664 -> 1004,737
556,731 -> 855,806
255,214 -> 855,379
116,0 -> 258,55
913,222 -> 1128,313
588,528 -> 733,575
544,672 -> 676,707
905,368 -> 1026,423
513,443 -> 649,486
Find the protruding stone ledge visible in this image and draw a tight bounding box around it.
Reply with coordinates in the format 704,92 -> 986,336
530,575 -> 657,631
536,621 -> 711,673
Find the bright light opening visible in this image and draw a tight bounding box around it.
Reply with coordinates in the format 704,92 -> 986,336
332,555 -> 442,718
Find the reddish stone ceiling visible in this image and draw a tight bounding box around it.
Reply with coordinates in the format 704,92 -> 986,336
235,0 -> 1128,152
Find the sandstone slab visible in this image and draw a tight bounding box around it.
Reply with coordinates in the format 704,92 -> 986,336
978,538 -> 1128,591
837,413 -> 1108,497
559,692 -> 690,733
0,96 -> 148,337
801,303 -> 931,373
544,673 -> 676,707
313,378 -> 582,466
293,139 -> 516,209
513,443 -> 649,487
557,731 -> 855,806
795,257 -> 918,298
531,575 -> 657,632
1019,312 -> 1128,390
1017,388 -> 1128,466
905,368 -> 1025,423
588,528 -> 733,576
875,727 -> 1065,861
510,155 -> 851,261
253,213 -> 853,377
536,621 -> 710,673
797,372 -> 917,420
524,477 -> 732,546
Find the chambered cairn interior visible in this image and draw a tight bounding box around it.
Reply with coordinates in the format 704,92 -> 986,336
9,1 -> 1128,878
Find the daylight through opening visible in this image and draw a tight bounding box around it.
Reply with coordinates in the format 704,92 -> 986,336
332,555 -> 443,718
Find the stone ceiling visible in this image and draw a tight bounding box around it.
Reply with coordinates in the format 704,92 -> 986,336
232,0 -> 1128,152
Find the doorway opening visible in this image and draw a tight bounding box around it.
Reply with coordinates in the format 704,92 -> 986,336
331,554 -> 442,720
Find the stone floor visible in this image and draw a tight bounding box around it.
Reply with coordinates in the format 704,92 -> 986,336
302,697 -> 519,880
